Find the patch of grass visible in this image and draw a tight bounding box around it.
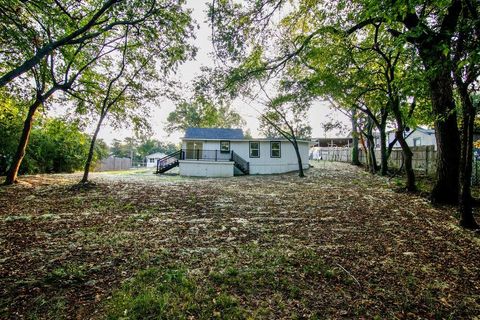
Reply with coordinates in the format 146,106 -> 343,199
126,210 -> 155,224
44,263 -> 87,285
105,268 -> 246,320
28,295 -> 68,320
104,244 -> 347,319
4,215 -> 32,222
38,213 -> 61,220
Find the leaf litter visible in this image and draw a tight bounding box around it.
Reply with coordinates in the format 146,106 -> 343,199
0,161 -> 479,319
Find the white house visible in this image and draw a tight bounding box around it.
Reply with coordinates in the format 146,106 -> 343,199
387,127 -> 437,149
146,152 -> 167,168
156,128 -> 310,177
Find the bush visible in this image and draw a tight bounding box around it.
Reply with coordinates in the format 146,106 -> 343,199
0,100 -> 107,175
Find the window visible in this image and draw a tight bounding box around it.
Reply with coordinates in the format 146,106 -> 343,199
149,158 -> 155,163
220,141 -> 230,153
270,141 -> 281,158
249,142 -> 260,158
186,141 -> 203,159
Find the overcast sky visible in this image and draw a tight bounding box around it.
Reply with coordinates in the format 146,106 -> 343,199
90,0 -> 350,145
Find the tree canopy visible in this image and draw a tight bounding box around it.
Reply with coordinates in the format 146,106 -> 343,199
166,96 -> 245,134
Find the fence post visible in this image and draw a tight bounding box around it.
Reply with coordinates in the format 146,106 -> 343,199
425,146 -> 429,175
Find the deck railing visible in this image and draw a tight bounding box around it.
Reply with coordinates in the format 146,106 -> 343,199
157,149 -> 250,175
183,149 -> 233,161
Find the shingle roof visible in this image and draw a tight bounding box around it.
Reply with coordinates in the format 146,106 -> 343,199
146,152 -> 167,158
184,127 -> 244,140
415,127 -> 435,135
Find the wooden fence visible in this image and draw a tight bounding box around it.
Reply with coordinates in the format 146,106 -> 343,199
94,156 -> 131,172
312,146 -> 437,175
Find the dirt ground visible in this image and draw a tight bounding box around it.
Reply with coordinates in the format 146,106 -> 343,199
1,161 -> 479,319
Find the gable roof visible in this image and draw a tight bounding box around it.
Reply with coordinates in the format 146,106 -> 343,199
184,127 -> 244,140
146,152 -> 167,158
415,127 -> 435,135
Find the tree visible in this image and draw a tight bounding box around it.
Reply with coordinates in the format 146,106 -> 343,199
25,118 -> 94,174
4,33 -> 118,185
110,139 -> 130,158
166,95 -> 245,134
72,4 -> 196,184
0,92 -> 27,175
0,0 -> 161,87
136,139 -> 178,158
210,0 -> 480,207
2,0 -> 196,185
452,2 -> 480,229
363,22 -> 420,191
0,99 -> 101,175
376,0 -> 463,204
259,87 -> 312,177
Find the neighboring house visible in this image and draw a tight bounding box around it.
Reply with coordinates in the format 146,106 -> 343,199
146,152 -> 167,168
387,127 -> 437,149
156,127 -> 310,177
312,135 -> 353,148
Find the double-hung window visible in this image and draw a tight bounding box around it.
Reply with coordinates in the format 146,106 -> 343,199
249,142 -> 260,158
270,141 -> 281,158
220,141 -> 230,153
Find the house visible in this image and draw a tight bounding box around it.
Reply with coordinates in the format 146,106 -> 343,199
312,135 -> 353,148
156,127 -> 310,177
145,152 -> 166,168
387,127 -> 437,149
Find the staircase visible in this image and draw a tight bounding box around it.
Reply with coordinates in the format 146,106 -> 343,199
156,150 -> 183,173
156,149 -> 249,175
231,151 -> 249,175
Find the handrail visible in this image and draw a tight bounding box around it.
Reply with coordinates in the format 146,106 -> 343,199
231,151 -> 249,174
157,150 -> 182,173
160,150 -> 183,161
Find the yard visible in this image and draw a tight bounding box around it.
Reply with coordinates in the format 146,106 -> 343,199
1,162 -> 480,319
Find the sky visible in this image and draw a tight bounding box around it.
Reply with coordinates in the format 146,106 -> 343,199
92,1 -> 350,145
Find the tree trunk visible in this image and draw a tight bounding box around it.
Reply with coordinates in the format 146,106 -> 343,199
366,118 -> 377,174
457,84 -> 479,229
391,100 -> 416,191
292,140 -> 305,177
359,131 -> 368,165
4,99 -> 42,185
351,108 -> 360,165
397,132 -> 416,192
379,124 -> 388,176
428,71 -> 460,205
80,114 -> 105,184
368,138 -> 377,174
414,44 -> 461,204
